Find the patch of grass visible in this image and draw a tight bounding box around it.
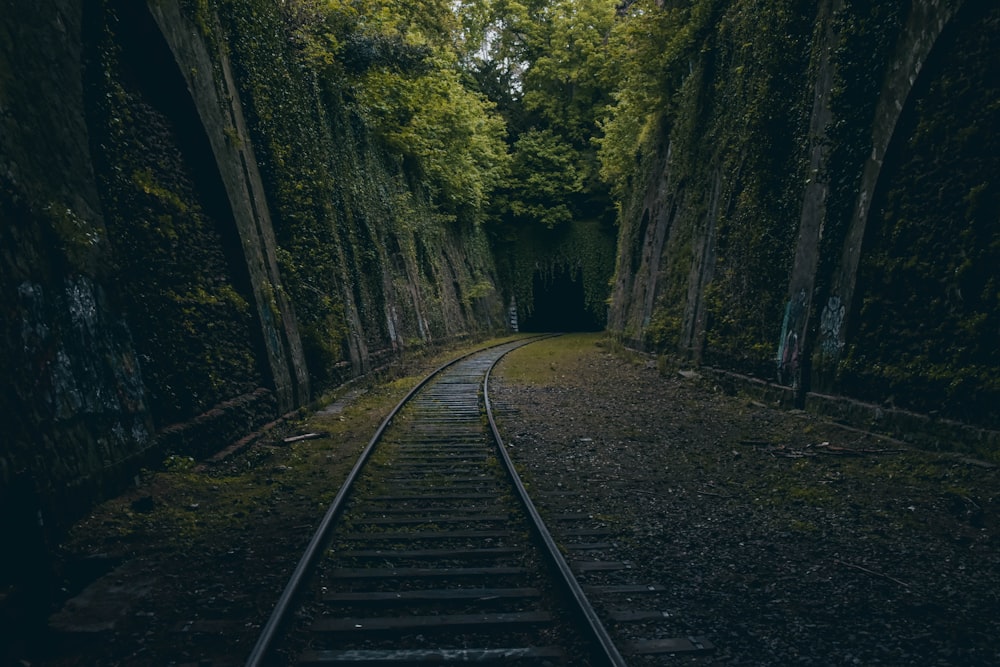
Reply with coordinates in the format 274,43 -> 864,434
495,333 -> 609,385
786,485 -> 832,505
789,518 -> 818,533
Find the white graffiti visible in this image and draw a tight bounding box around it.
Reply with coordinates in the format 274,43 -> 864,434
820,295 -> 846,355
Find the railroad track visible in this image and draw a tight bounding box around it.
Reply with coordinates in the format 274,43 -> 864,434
246,338 -> 713,666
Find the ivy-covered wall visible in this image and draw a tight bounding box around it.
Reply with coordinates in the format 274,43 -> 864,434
839,3 -> 1000,427
0,0 -> 505,561
609,0 -> 814,369
609,0 -> 998,435
88,0 -> 270,429
210,0 -> 505,382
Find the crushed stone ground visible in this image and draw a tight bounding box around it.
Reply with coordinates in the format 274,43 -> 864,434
492,335 -> 1000,666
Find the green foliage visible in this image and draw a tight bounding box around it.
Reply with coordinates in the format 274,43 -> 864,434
280,0 -> 510,224
497,217 -> 616,323
493,332 -> 607,385
88,0 -> 263,425
596,87 -> 656,197
644,304 -> 684,351
520,0 -> 618,144
357,64 -> 509,220
465,1 -> 620,317
211,0 -> 507,388
839,6 -> 1000,426
500,128 -> 581,228
463,279 -> 496,304
598,0 -> 723,193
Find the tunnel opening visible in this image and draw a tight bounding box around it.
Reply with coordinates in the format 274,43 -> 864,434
520,266 -> 603,332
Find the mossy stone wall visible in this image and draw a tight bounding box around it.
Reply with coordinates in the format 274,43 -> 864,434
609,0 -> 998,435
0,0 -> 505,559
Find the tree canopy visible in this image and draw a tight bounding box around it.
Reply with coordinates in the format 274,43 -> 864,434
277,0 -> 687,229
282,0 -> 509,223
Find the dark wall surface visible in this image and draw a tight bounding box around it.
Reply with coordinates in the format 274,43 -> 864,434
0,0 -> 505,563
608,0 -> 997,446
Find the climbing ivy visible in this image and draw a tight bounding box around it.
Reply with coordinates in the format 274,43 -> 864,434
86,0 -> 263,426
210,0 -> 352,386
603,0 -> 998,430
271,0 -> 510,226
598,0 -> 723,195
200,0 -> 506,389
816,1 -> 904,302
699,0 -> 816,374
603,0 -> 813,373
495,217 -> 616,325
839,5 -> 1000,427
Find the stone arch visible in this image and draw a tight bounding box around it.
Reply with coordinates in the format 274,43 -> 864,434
837,2 -> 1000,423
816,0 -> 966,370
144,0 -> 311,410
115,0 -> 272,391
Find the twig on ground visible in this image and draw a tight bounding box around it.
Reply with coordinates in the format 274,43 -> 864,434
282,432 -> 328,444
834,558 -> 910,588
814,442 -> 904,455
739,439 -> 774,447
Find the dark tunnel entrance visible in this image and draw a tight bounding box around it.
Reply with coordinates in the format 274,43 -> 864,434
520,266 -> 604,332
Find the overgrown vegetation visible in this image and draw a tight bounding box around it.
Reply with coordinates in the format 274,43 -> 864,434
87,0 -> 263,426
276,0 -> 509,225
698,0 -> 815,373
840,6 -> 1000,426
91,0 -> 1000,427
598,0 -> 816,373
208,0 -> 506,389
597,1 -> 997,429
819,0 -> 905,289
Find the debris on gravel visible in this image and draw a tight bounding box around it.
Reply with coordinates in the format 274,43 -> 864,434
491,334 -> 1000,666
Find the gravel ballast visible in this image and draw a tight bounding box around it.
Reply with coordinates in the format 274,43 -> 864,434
491,334 -> 1000,666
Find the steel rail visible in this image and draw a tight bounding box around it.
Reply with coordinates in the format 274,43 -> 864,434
483,342 -> 629,667
244,336 -> 540,667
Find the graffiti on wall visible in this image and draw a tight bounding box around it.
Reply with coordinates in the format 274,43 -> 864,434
819,295 -> 846,357
776,290 -> 807,387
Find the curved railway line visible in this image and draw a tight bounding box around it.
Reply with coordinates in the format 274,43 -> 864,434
246,337 -> 714,666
